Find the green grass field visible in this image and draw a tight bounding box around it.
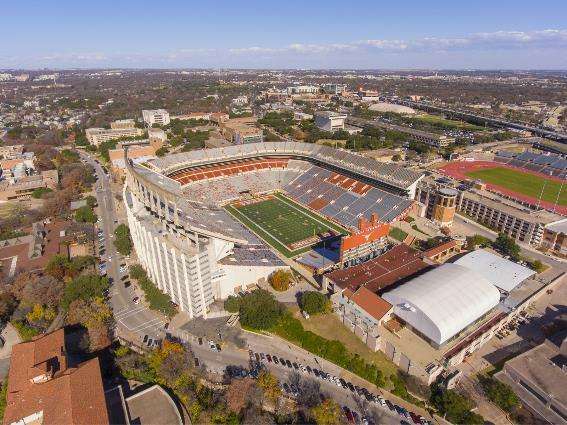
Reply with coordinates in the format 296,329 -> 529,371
466,167 -> 567,206
225,193 -> 347,258
413,113 -> 485,131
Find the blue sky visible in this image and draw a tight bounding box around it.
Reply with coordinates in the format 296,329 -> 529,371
1,0 -> 567,69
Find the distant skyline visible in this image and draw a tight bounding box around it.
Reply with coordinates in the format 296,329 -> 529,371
2,0 -> 567,70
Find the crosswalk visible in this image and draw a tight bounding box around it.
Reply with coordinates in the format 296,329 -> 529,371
113,305 -> 165,333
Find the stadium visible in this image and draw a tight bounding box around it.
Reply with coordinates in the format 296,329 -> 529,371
440,150 -> 567,215
123,142 -> 423,319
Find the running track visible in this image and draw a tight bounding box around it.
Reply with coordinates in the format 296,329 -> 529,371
439,160 -> 567,216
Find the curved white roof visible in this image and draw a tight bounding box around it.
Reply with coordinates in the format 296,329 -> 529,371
382,264 -> 500,345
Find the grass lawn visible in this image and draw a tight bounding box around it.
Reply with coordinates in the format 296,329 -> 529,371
389,226 -> 408,242
226,193 -> 347,258
290,306 -> 398,377
465,167 -> 567,206
413,113 -> 485,131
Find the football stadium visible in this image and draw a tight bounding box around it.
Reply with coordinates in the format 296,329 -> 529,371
123,142 -> 422,319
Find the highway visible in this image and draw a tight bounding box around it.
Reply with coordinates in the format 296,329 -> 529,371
80,152 -> 166,346
384,97 -> 567,143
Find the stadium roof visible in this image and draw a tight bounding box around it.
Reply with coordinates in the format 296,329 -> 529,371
382,263 -> 500,345
150,142 -> 423,192
454,250 -> 535,293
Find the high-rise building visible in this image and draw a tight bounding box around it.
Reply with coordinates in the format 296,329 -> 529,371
142,109 -> 170,127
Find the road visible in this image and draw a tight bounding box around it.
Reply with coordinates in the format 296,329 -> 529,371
452,214 -> 567,277
79,150 -> 438,422
80,152 -> 166,345
190,340 -> 404,425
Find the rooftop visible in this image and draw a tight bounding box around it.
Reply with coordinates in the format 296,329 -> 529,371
454,249 -> 536,293
326,244 -> 430,293
4,329 -> 109,425
347,286 -> 393,322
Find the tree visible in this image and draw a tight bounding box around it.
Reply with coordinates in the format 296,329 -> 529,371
310,399 -> 343,425
61,274 -> 109,310
430,384 -> 484,424
224,295 -> 241,313
75,205 -> 97,223
256,370 -> 281,404
113,224 -> 132,255
85,195 -> 98,208
299,291 -> 331,316
238,290 -> 284,330
479,375 -> 520,412
493,233 -> 521,261
466,234 -> 492,250
268,269 -> 292,292
31,187 -> 53,199
226,378 -> 261,414
288,372 -> 321,408
0,292 -> 17,322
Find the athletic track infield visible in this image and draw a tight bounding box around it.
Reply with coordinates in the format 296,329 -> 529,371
439,160 -> 567,216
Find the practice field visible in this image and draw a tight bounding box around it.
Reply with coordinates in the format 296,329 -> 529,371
465,167 -> 567,206
225,193 -> 347,258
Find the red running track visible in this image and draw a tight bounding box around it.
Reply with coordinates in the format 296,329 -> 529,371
439,160 -> 567,216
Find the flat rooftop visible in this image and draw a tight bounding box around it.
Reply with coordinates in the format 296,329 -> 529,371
126,385 -> 182,425
326,244 -> 430,293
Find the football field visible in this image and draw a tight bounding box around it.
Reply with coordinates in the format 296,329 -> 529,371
225,193 -> 347,257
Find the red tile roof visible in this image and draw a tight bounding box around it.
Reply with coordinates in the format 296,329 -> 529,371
326,244 -> 428,293
347,287 -> 392,322
3,329 -> 109,425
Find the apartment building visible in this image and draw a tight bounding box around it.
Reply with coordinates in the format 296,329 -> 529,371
287,85 -> 320,95
322,83 -> 347,95
0,144 -> 24,159
85,127 -> 144,146
110,118 -> 136,129
314,111 -> 347,132
142,109 -> 171,126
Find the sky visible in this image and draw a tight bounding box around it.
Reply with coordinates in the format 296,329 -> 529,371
1,0 -> 567,70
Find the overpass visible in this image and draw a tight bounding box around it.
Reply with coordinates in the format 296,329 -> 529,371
383,98 -> 567,143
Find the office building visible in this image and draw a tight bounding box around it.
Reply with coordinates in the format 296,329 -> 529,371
85,127 -> 144,146
142,109 -> 171,127
314,111 -> 347,132
110,118 -> 136,129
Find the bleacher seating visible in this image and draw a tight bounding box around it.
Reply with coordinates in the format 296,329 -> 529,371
494,150 -> 567,177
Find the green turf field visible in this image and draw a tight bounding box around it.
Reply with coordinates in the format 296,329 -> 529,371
412,114 -> 486,131
465,167 -> 567,206
225,193 -> 347,258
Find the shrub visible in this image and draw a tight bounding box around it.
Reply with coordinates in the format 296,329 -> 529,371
299,291 -> 331,315
128,264 -> 176,317
31,187 -> 53,199
479,375 -> 519,412
268,269 -> 292,291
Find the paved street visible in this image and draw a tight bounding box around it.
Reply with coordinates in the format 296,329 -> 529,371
80,153 -> 166,344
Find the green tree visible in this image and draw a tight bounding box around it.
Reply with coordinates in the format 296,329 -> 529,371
75,205 -> 97,223
299,291 -> 331,315
238,289 -> 284,330
493,233 -> 521,261
31,187 -> 53,199
85,195 -> 98,208
61,274 -> 109,310
113,224 -> 133,255
479,375 -> 520,412
430,384 -> 484,424
224,295 -> 241,313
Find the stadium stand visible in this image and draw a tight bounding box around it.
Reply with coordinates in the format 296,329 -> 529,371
494,150 -> 567,178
